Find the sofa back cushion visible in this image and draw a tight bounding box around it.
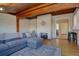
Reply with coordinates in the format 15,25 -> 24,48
4,33 -> 23,40
24,32 -> 31,38
0,33 -> 24,43
0,33 -> 6,43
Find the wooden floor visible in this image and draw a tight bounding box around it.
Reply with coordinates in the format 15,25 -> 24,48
43,39 -> 79,56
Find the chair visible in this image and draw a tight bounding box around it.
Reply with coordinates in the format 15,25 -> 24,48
68,32 -> 77,44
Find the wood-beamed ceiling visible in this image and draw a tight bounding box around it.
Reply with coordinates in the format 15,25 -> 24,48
0,3 -> 43,15
0,3 -> 79,18
17,3 -> 79,18
25,8 -> 76,19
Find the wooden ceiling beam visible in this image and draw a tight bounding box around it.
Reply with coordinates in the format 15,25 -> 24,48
51,8 -> 76,16
16,3 -> 79,18
16,3 -> 52,16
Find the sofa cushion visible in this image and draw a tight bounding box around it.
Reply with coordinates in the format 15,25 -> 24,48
22,33 -> 27,38
0,43 -> 27,56
26,38 -> 42,49
0,44 -> 9,52
6,39 -> 27,48
11,47 -> 33,56
31,31 -> 37,37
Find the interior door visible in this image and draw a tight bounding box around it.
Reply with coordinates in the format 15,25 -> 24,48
59,22 -> 69,39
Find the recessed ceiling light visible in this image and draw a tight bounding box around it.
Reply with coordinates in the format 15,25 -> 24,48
0,7 -> 3,11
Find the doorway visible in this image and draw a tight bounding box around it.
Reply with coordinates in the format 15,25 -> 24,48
56,19 -> 69,39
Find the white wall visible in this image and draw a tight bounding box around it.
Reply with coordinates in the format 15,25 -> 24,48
19,14 -> 52,39
28,19 -> 37,33
37,14 -> 52,39
19,18 -> 37,33
52,13 -> 74,38
19,18 -> 30,33
0,13 -> 16,33
19,13 -> 74,40
73,8 -> 79,30
51,16 -> 56,38
73,8 -> 79,45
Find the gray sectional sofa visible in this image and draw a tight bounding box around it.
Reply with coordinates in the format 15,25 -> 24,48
0,33 -> 61,56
